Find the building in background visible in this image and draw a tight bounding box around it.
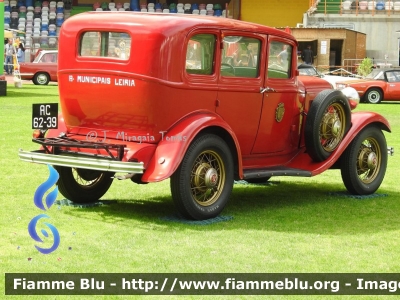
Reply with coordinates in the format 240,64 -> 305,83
4,0 -> 396,67
283,27 -> 366,69
302,0 -> 400,67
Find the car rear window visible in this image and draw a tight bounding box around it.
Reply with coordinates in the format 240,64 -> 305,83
80,31 -> 131,60
186,34 -> 216,75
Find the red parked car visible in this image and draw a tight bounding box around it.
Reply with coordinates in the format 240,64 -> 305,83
337,68 -> 400,104
19,12 -> 392,220
19,50 -> 58,85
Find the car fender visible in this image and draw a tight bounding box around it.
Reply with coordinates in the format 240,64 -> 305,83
345,111 -> 391,141
311,111 -> 391,176
363,85 -> 384,94
141,111 -> 243,182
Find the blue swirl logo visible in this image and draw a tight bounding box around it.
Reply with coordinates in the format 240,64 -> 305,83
34,165 -> 59,210
29,165 -> 60,254
28,214 -> 60,254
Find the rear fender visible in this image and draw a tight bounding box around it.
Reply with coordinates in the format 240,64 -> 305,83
141,112 -> 243,182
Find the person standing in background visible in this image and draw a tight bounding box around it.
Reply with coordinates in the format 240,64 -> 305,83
4,39 -> 15,75
301,45 -> 314,65
277,45 -> 288,68
17,43 -> 25,63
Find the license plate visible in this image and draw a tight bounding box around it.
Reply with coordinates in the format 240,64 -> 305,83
32,103 -> 58,129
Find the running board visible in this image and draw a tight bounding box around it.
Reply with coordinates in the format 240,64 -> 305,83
243,166 -> 311,179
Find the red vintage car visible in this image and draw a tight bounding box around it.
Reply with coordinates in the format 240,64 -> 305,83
19,50 -> 58,85
336,68 -> 400,104
19,12 -> 392,220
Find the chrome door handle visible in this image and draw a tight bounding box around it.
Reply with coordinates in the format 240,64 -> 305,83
260,87 -> 276,93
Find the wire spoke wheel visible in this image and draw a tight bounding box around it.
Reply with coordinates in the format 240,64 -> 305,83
190,150 -> 225,206
305,90 -> 351,162
55,166 -> 114,203
319,103 -> 346,152
341,126 -> 387,195
356,138 -> 381,184
170,134 -> 234,220
74,168 -> 106,187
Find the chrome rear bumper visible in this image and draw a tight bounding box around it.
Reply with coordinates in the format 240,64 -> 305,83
18,149 -> 144,173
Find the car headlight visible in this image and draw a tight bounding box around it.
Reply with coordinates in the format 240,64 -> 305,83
341,87 -> 360,109
336,83 -> 347,90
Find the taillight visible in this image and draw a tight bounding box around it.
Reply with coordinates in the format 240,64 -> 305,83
32,129 -> 47,139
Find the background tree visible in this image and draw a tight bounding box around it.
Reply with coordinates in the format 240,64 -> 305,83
357,58 -> 373,77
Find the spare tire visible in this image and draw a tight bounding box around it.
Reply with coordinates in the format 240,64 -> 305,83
305,89 -> 351,162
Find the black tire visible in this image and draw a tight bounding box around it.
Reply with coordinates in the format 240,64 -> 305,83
246,177 -> 271,184
55,166 -> 114,203
305,89 -> 351,162
33,72 -> 50,85
364,88 -> 383,104
340,126 -> 387,195
170,134 -> 234,220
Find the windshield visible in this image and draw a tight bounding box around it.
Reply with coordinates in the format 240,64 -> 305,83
298,67 -> 318,76
366,69 -> 384,79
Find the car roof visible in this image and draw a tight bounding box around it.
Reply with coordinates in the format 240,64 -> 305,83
372,69 -> 399,73
65,12 -> 295,41
38,50 -> 58,54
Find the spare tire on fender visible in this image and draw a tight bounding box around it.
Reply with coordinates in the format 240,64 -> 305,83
305,89 -> 351,162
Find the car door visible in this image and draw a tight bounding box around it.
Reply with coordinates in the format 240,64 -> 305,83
251,37 -> 302,154
215,32 -> 265,156
385,70 -> 400,100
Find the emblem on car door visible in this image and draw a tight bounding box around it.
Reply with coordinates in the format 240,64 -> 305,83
275,103 -> 285,122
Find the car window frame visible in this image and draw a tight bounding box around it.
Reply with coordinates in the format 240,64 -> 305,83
78,30 -> 132,61
218,31 -> 266,87
183,29 -> 219,85
267,38 -> 295,80
220,34 -> 262,79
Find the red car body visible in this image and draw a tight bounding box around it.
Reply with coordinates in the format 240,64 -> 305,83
19,50 -> 58,85
19,12 -> 391,220
337,69 -> 400,103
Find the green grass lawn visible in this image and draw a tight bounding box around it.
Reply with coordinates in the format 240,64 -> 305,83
1,84 -> 400,299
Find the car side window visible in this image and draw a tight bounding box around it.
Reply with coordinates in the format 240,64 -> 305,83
268,41 -> 292,79
41,53 -> 56,63
387,72 -> 396,82
392,71 -> 400,82
186,34 -> 216,75
220,36 -> 261,78
80,31 -> 131,59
